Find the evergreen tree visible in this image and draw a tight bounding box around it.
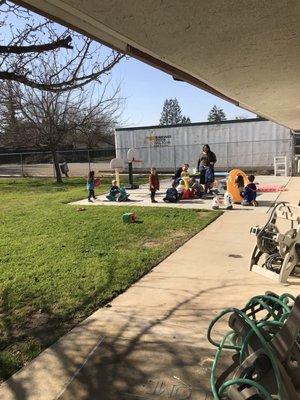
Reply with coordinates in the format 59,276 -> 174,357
159,98 -> 191,125
207,105 -> 226,123
181,116 -> 191,124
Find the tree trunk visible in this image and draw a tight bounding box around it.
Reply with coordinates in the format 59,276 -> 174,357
51,149 -> 62,183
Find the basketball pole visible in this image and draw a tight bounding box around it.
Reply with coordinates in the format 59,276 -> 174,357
128,161 -> 133,187
115,169 -> 120,187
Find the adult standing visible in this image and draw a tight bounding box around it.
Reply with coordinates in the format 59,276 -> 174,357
197,144 -> 217,191
60,161 -> 69,178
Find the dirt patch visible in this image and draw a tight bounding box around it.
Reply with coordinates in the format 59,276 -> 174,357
27,310 -> 51,330
171,230 -> 186,238
197,211 -> 210,219
143,241 -> 160,248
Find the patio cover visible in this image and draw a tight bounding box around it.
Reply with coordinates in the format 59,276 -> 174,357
17,0 -> 300,131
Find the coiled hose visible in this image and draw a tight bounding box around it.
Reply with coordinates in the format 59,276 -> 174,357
207,293 -> 296,400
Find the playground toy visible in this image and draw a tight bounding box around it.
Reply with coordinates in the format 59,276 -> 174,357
249,202 -> 300,284
110,149 -> 142,190
257,184 -> 287,192
208,292 -> 300,400
212,192 -> 233,210
224,192 -> 233,209
110,158 -> 125,187
122,212 -> 137,223
227,169 -> 249,203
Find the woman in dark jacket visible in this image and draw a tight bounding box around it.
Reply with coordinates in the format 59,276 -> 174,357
197,144 -> 217,189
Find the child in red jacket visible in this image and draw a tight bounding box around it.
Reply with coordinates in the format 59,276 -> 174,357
149,167 -> 160,203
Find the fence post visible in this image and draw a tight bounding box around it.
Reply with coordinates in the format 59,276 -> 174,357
88,150 -> 91,172
20,153 -> 24,177
53,154 -> 55,178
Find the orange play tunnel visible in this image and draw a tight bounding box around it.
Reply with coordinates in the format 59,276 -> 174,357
227,169 -> 249,203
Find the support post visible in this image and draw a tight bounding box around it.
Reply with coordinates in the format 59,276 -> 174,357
128,162 -> 133,187
20,153 -> 24,177
88,150 -> 91,172
115,169 -> 120,187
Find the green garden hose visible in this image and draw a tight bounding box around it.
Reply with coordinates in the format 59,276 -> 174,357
207,293 -> 295,400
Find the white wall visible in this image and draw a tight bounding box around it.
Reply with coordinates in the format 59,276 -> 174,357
115,120 -> 292,171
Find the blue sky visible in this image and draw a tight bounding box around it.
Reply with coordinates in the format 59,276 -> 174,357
1,3 -> 255,128
113,56 -> 255,128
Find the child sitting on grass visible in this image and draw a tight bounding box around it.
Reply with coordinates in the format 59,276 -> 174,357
242,175 -> 258,206
149,167 -> 160,203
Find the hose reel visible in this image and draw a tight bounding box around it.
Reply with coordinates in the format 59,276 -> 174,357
208,292 -> 300,400
249,202 -> 300,284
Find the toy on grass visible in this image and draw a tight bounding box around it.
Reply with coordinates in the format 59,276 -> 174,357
122,212 -> 137,223
227,168 -> 249,203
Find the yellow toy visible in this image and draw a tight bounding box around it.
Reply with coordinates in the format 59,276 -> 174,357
227,169 -> 249,203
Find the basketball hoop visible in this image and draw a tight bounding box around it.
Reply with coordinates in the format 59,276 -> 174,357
110,158 -> 125,187
110,158 -> 125,170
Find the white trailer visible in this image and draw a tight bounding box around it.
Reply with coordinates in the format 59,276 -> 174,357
115,119 -> 293,173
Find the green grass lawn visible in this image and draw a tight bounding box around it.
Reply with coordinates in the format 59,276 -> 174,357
0,177 -> 220,380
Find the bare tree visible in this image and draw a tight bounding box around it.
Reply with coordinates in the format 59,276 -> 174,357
0,67 -> 122,181
0,1 -> 125,92
72,82 -> 122,149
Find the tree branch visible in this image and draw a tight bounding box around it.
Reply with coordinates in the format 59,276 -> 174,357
0,53 -> 125,92
0,35 -> 73,54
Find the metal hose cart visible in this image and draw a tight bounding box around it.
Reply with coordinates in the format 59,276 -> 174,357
249,202 -> 300,284
208,292 -> 300,400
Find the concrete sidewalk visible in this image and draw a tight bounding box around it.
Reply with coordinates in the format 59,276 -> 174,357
0,177 -> 299,400
71,175 -> 291,212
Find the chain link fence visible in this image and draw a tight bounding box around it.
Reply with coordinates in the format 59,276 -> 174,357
0,138 -> 295,177
0,148 -> 115,177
